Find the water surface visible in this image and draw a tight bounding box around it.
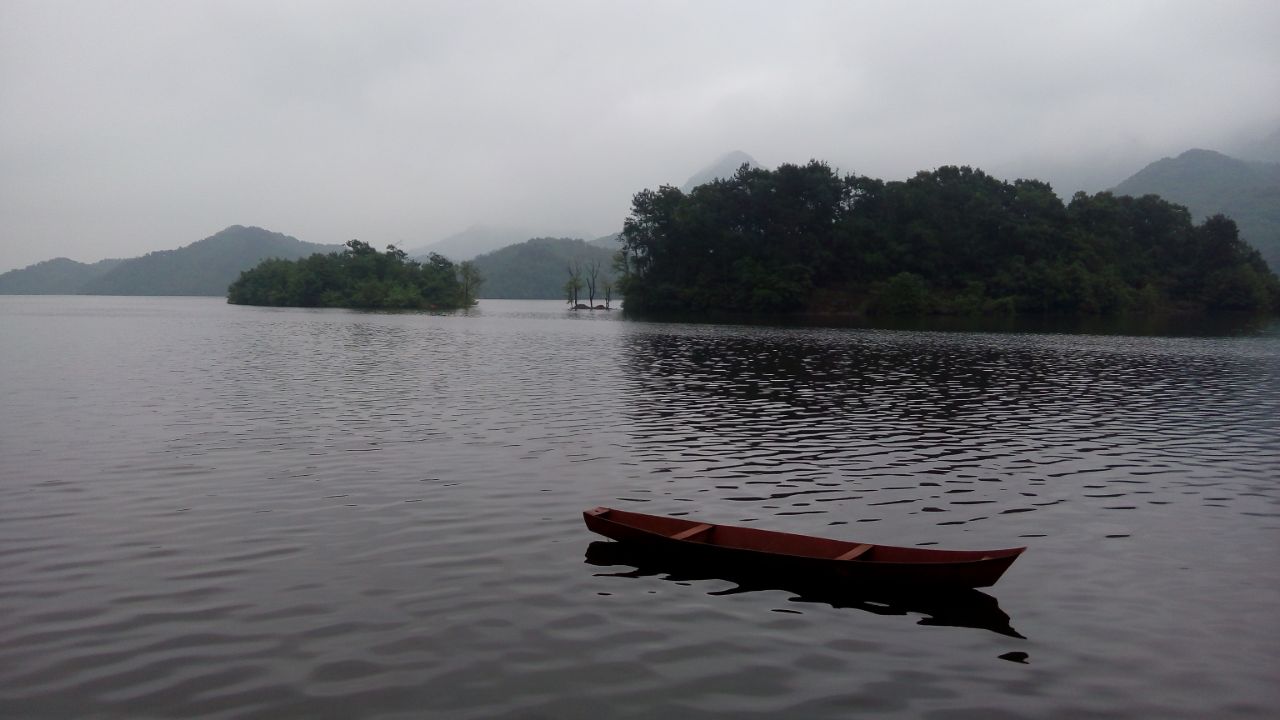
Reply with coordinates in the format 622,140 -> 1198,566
1,296 -> 1277,718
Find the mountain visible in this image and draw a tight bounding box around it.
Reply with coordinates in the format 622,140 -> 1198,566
0,226 -> 338,296
1112,149 -> 1280,270
0,257 -> 124,294
681,150 -> 760,193
471,237 -> 617,299
407,225 -> 532,262
588,232 -> 622,250
408,224 -> 592,262
1233,127 -> 1280,163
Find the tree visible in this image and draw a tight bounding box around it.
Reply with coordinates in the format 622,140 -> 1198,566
584,258 -> 601,307
565,260 -> 583,307
227,242 -> 470,310
458,261 -> 483,305
615,161 -> 1280,316
564,277 -> 583,306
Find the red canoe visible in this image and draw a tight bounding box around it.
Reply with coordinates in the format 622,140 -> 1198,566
583,506 -> 1025,589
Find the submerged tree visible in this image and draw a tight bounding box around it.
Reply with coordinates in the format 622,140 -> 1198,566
565,260 -> 583,307
585,258 -> 601,307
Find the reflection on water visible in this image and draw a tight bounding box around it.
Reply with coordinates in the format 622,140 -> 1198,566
1,297 -> 1278,719
615,324 -> 1278,540
584,541 -> 1023,639
626,308 -> 1278,337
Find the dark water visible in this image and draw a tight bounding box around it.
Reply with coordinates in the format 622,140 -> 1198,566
1,296 -> 1277,719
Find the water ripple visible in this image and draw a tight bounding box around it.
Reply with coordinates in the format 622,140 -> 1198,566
0,298 -> 1277,719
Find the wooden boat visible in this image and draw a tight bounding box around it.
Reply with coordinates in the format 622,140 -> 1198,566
583,506 -> 1025,589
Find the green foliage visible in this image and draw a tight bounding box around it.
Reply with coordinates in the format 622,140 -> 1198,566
227,240 -> 480,310
618,161 -> 1280,317
1113,149 -> 1280,272
877,272 -> 931,315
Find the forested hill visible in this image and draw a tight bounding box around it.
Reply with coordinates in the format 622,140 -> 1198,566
0,226 -> 339,296
0,257 -> 123,294
617,162 -> 1280,317
84,226 -> 339,295
1112,149 -> 1280,271
471,237 -> 616,299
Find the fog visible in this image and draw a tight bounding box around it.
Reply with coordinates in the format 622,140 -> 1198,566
2,0 -> 1278,271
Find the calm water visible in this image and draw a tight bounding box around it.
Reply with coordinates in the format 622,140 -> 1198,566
1,296 -> 1277,719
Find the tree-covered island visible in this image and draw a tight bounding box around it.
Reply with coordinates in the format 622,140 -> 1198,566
616,162 -> 1280,317
227,240 -> 482,309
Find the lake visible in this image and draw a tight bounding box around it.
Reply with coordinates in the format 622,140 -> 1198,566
1,296 -> 1277,719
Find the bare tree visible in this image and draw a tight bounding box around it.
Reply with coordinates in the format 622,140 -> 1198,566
565,260 -> 583,307
584,258 -> 601,308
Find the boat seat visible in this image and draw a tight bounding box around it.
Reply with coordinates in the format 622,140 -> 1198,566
670,523 -> 713,541
835,543 -> 873,561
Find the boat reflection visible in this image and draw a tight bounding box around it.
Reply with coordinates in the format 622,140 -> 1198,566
585,540 -> 1024,639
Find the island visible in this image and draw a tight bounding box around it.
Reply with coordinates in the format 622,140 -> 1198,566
615,162 -> 1280,317
227,240 -> 482,310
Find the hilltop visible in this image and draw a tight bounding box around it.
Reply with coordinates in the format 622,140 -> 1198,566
681,151 -> 760,193
0,257 -> 124,295
0,226 -> 339,296
1113,149 -> 1280,270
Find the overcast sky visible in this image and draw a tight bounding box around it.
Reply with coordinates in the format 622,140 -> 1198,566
2,0 -> 1278,272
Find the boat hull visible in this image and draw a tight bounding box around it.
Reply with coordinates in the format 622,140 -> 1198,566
583,506 -> 1024,589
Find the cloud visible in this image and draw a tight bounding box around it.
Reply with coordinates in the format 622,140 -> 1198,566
2,0 -> 1278,271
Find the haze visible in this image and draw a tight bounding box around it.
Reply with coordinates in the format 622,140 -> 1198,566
2,0 -> 1278,273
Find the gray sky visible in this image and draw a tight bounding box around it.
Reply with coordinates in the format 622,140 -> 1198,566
2,0 -> 1278,272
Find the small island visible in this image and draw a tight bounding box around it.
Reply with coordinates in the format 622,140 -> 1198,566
615,162 -> 1280,317
227,240 -> 482,310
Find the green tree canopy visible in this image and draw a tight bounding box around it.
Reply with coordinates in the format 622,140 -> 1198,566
227,240 -> 481,310
617,162 -> 1280,316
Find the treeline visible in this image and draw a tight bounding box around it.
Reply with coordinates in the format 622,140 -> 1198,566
617,162 -> 1280,316
227,240 -> 482,309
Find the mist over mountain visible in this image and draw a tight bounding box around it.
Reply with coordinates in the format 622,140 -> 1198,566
408,224 -> 592,263
1113,149 -> 1280,270
589,233 -> 622,250
680,151 -> 760,193
0,226 -> 338,296
471,237 -> 617,300
1232,127 -> 1280,164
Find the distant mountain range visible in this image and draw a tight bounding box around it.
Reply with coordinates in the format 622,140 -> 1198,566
1112,148 -> 1280,270
407,225 -> 536,262
407,224 -> 594,262
589,232 -> 622,250
22,148 -> 1274,301
0,256 -> 125,294
471,237 -> 617,299
0,226 -> 338,296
